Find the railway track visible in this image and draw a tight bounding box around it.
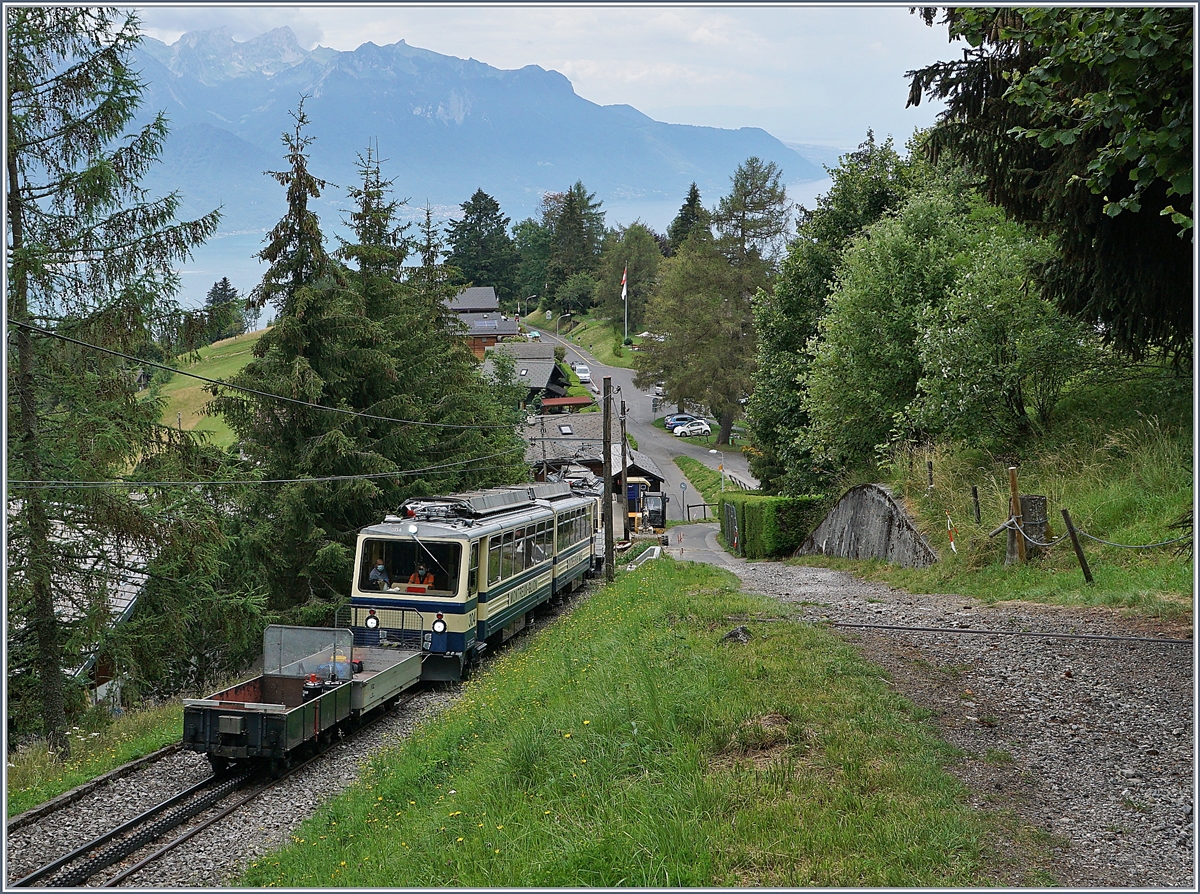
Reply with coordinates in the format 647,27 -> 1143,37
10,691 -> 425,888
9,580 -> 595,888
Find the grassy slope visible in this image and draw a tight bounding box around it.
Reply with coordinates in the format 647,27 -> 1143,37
794,370 -> 1194,621
154,329 -> 266,449
241,559 -> 1038,887
531,313 -> 641,370
6,702 -> 184,817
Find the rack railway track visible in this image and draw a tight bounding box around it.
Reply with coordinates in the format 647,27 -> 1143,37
10,691 -> 425,888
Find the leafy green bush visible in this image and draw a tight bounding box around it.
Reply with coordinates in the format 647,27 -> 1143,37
718,493 -> 825,558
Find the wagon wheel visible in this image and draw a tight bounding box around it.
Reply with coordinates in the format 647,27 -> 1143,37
207,755 -> 229,775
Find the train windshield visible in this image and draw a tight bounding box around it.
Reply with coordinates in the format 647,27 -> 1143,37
358,539 -> 462,593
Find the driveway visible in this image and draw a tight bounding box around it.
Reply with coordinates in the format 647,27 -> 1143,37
537,328 -> 759,522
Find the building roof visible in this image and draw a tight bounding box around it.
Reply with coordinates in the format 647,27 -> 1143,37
7,504 -> 149,681
521,414 -> 664,483
456,312 -> 520,337
481,357 -> 559,391
487,341 -> 557,361
541,396 -> 594,409
447,286 -> 499,313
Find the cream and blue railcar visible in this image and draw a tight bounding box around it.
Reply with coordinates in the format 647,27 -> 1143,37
345,482 -> 598,680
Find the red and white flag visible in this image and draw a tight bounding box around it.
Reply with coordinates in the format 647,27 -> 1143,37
621,266 -> 628,303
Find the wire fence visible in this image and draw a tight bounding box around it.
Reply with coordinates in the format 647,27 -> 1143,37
992,516 -> 1190,551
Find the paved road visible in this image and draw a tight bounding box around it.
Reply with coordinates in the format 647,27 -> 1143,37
657,521 -> 744,567
536,327 -> 759,523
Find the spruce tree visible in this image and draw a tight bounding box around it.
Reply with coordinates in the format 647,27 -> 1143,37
251,96 -> 333,318
666,183 -> 710,254
203,277 -> 245,342
6,7 -> 219,752
214,140 -> 526,614
444,189 -> 520,306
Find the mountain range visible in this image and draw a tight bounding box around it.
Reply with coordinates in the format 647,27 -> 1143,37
131,27 -> 828,303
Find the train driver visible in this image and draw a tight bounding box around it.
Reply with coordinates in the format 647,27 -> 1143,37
369,559 -> 391,589
408,563 -> 435,586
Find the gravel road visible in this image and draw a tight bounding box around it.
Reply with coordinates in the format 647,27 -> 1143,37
731,560 -> 1195,889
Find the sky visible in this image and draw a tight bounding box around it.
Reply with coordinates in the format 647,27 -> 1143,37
136,2 -> 959,153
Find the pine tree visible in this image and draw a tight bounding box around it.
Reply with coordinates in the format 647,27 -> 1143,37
213,140 -> 527,614
666,183 -> 710,254
6,7 -> 219,752
337,142 -> 411,282
545,181 -> 605,300
444,189 -> 520,306
713,157 -> 792,271
203,277 -> 245,342
251,96 -> 333,317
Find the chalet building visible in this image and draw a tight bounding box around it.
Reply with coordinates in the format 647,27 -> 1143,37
522,412 -> 665,492
7,505 -> 148,709
482,342 -> 574,410
445,286 -> 518,357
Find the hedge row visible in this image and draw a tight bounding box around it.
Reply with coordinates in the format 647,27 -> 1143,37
717,492 -> 826,559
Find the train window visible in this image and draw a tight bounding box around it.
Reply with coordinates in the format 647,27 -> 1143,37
532,521 -> 547,563
468,541 -> 479,594
514,527 -> 528,573
501,531 -> 516,579
488,537 -> 502,586
358,539 -> 462,592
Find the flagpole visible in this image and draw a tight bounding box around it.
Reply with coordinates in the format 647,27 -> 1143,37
622,262 -> 628,345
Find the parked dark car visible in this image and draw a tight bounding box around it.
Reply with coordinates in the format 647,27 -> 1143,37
664,413 -> 701,431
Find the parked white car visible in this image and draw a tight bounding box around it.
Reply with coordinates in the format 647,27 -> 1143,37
674,419 -> 712,438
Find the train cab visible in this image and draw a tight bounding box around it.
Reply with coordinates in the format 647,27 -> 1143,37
346,484 -> 597,681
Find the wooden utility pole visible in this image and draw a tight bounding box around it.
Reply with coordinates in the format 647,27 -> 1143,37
602,376 -> 614,581
620,399 -> 630,541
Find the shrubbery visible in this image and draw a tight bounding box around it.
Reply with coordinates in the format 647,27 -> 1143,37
717,492 -> 825,558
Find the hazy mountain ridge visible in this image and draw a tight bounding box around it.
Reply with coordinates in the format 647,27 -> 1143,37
133,26 -> 827,300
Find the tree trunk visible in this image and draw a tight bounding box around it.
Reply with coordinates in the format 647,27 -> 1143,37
716,407 -> 736,446
9,157 -> 70,757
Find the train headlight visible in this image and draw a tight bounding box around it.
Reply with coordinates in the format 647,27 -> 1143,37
364,610 -> 380,630
432,614 -> 447,635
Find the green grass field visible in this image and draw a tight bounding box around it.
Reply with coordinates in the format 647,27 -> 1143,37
154,329 -> 266,449
241,559 -> 1039,887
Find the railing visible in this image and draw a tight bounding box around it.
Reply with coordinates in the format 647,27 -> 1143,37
334,604 -> 425,649
686,502 -> 718,521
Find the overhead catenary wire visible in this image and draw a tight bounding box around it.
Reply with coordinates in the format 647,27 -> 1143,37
9,319 -> 521,430
7,448 -> 528,490
829,620 -> 1192,646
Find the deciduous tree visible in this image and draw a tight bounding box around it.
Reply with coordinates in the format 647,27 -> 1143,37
748,133 -> 924,492
595,223 -> 662,334
634,231 -> 754,444
908,6 -> 1193,361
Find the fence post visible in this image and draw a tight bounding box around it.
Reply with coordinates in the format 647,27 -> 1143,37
1007,467 -> 1026,564
1061,508 -> 1094,584
927,460 -> 934,489
971,486 -> 981,525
